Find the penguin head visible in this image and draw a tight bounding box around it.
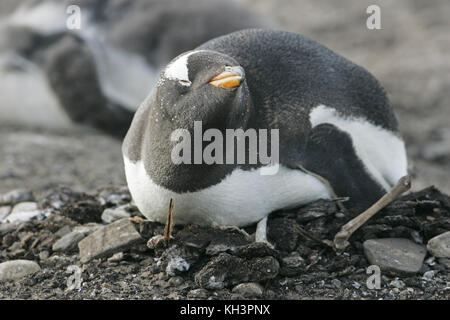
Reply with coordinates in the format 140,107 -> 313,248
155,50 -> 252,130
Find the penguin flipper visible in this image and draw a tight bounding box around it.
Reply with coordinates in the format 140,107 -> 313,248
299,123 -> 386,213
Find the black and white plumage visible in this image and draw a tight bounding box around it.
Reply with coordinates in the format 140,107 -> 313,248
0,0 -> 269,136
122,29 -> 408,229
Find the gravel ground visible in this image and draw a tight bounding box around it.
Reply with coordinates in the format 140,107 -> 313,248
0,186 -> 449,300
0,0 -> 449,300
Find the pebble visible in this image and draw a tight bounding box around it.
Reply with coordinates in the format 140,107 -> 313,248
427,231 -> 450,258
73,223 -> 103,234
422,270 -> 436,280
54,226 -> 72,239
107,252 -> 124,262
5,202 -> 41,223
0,189 -> 34,206
0,260 -> 41,281
280,252 -> 306,276
168,276 -> 184,286
78,218 -> 143,263
101,205 -> 131,224
390,278 -> 405,289
438,258 -> 450,269
232,282 -> 263,297
331,279 -> 342,288
187,288 -> 209,299
410,231 -> 423,244
335,212 -> 345,219
39,251 -> 49,261
0,222 -> 20,237
195,253 -> 279,290
363,238 -> 427,275
425,256 -> 436,266
0,206 -> 11,221
166,256 -> 190,276
352,281 -> 361,289
52,230 -> 89,252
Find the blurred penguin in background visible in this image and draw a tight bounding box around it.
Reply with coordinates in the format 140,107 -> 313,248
0,0 -> 271,136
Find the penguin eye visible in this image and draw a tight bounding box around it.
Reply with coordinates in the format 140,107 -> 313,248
178,79 -> 192,86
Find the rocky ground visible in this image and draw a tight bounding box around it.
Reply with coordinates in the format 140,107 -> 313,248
0,0 -> 449,300
0,186 -> 449,300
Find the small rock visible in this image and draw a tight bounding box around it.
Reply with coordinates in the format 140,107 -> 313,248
156,245 -> 198,276
331,279 -> 342,288
438,258 -> 450,269
268,218 -> 299,252
232,282 -> 263,297
78,218 -> 143,263
168,276 -> 184,286
10,202 -> 37,211
425,256 -> 436,266
39,251 -> 49,261
410,231 -> 423,244
427,231 -> 450,258
335,212 -> 345,219
352,281 -> 361,289
363,238 -> 427,275
54,226 -> 72,239
187,288 -> 209,299
0,260 -> 40,281
52,230 -> 89,252
107,252 -> 124,262
233,242 -> 279,259
101,205 -> 131,224
0,189 -> 34,206
139,258 -> 154,267
280,252 -> 306,276
195,253 -> 250,289
59,194 -> 103,224
0,206 -> 11,221
390,278 -> 405,289
5,202 -> 41,223
166,256 -> 190,276
422,270 -> 436,280
9,241 -> 22,252
97,187 -> 131,207
1,223 -> 22,239
248,256 -> 280,282
73,223 -> 103,234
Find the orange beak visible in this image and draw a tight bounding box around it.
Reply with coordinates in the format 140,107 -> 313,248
208,66 -> 244,88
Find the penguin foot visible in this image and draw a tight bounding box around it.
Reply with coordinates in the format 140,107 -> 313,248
333,175 -> 411,251
147,198 -> 175,249
255,217 -> 274,249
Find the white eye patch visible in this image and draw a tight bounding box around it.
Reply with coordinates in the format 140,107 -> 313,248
164,50 -> 204,86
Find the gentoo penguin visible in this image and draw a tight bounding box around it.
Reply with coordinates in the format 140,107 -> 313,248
122,29 -> 408,242
0,0 -> 270,136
